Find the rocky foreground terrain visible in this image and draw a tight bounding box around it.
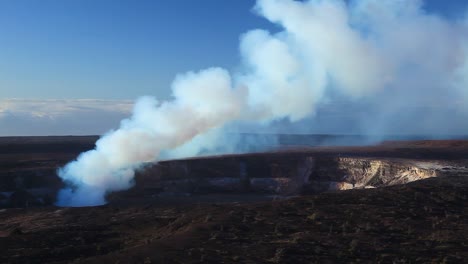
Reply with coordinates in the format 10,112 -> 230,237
0,136 -> 467,263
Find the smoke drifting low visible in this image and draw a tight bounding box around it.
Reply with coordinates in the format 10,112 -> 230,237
57,0 -> 468,206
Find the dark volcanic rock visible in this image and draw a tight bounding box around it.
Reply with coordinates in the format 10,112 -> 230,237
9,189 -> 40,208
1,136 -> 468,206
0,176 -> 467,263
132,156 -> 465,198
1,137 -> 468,262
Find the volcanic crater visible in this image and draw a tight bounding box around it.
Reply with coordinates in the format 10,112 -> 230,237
0,136 -> 467,263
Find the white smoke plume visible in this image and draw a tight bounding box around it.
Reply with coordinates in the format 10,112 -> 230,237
57,68 -> 245,206
58,0 -> 468,206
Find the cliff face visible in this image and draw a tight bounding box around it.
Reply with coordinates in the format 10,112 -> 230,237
133,156 -> 464,197
2,136 -> 468,207
305,157 -> 438,193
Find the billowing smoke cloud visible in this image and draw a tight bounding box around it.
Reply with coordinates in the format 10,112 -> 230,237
57,68 -> 245,206
57,0 -> 468,206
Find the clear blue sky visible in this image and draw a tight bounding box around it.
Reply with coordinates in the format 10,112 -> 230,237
0,0 -> 466,100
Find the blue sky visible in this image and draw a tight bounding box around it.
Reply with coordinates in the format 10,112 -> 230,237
1,0 -> 468,136
0,0 -> 277,100
1,0 -> 466,101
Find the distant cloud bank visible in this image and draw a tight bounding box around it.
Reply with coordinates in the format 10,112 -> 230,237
0,99 -> 133,136
1,97 -> 467,137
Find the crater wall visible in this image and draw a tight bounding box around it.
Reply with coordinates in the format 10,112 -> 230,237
132,155 -> 459,197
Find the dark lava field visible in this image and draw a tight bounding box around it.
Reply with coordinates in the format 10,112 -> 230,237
0,136 -> 467,263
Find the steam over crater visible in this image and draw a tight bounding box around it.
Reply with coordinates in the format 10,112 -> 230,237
58,0 -> 468,206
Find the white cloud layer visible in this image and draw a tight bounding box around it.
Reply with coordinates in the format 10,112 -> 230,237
0,99 -> 132,136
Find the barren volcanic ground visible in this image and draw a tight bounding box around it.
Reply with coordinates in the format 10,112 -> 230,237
0,136 -> 467,263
